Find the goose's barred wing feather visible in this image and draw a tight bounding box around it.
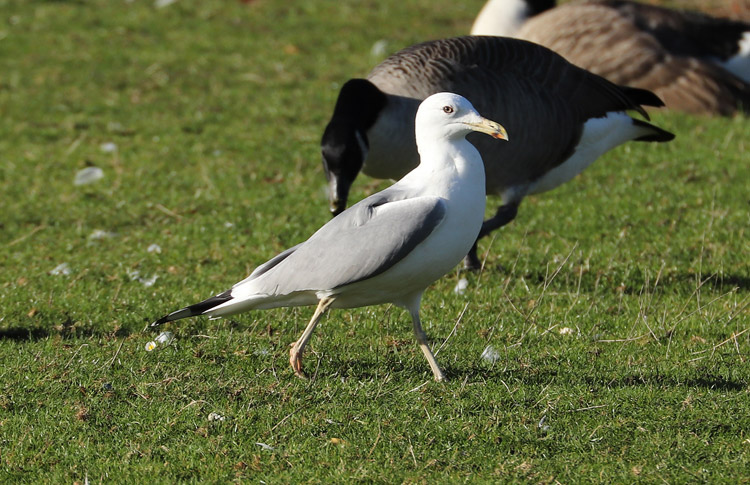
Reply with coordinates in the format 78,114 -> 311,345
369,36 -> 660,183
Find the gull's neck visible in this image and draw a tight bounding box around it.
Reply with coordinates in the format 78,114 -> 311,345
408,135 -> 486,200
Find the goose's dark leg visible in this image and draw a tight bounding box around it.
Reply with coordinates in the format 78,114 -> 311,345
463,202 -> 519,270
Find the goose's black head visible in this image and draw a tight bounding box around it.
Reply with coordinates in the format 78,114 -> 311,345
528,0 -> 555,16
321,79 -> 387,216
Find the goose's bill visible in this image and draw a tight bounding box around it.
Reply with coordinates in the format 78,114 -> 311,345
466,118 -> 508,141
328,177 -> 349,216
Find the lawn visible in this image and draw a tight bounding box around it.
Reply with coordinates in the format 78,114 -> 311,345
1,0 -> 748,483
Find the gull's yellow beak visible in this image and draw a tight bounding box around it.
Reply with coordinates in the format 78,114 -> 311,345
466,117 -> 509,141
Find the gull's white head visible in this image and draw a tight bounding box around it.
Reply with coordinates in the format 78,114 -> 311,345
415,92 -> 508,144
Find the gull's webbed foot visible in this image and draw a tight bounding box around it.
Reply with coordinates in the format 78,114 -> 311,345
289,341 -> 308,379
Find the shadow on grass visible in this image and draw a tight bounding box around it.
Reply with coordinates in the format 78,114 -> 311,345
309,355 -> 412,381
0,325 -> 132,342
301,355 -> 748,392
514,268 -> 750,295
687,376 -> 747,392
442,363 -> 748,392
582,373 -> 747,392
700,273 -> 750,291
0,327 -> 51,341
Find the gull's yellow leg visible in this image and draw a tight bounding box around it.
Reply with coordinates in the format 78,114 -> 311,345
410,309 -> 446,382
289,297 -> 335,378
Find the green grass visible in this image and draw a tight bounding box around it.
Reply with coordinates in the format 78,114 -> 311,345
1,0 -> 749,482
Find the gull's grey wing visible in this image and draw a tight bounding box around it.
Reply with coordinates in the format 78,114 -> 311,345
239,243 -> 303,284
242,187 -> 446,295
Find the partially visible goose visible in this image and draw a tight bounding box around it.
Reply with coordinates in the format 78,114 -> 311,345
322,36 -> 674,270
471,0 -> 750,116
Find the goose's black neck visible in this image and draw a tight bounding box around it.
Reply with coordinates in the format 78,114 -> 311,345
527,0 -> 555,17
330,78 -> 388,131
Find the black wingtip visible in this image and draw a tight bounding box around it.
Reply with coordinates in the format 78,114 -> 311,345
622,86 -> 666,108
150,290 -> 234,329
632,119 -> 676,143
620,86 -> 667,120
151,315 -> 170,328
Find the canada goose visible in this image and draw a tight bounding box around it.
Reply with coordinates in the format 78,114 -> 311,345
321,36 -> 674,270
153,93 -> 508,381
471,0 -> 750,116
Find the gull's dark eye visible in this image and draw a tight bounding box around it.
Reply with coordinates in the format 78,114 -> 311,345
442,105 -> 454,114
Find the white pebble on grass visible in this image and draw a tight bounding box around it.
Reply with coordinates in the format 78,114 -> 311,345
453,277 -> 469,295
141,274 -> 158,287
89,229 -> 116,240
538,415 -> 550,433
50,263 -> 71,276
88,230 -> 117,245
74,167 -> 104,186
481,345 -> 501,363
147,243 -> 162,254
99,142 -> 117,153
155,331 -> 174,345
154,0 -> 177,8
370,39 -> 388,58
127,269 -> 158,287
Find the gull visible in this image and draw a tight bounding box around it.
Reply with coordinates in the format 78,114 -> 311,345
471,0 -> 750,116
151,93 -> 508,382
321,36 -> 674,270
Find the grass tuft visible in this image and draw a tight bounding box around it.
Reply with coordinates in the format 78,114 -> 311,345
1,0 -> 748,482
